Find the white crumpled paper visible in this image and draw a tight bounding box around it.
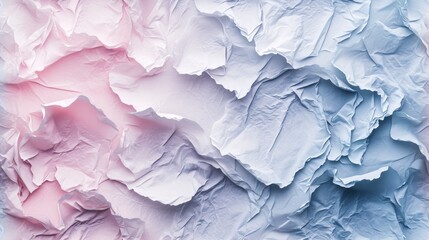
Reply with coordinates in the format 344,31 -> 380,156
0,0 -> 428,239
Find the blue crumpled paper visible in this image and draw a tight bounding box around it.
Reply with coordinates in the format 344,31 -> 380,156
0,0 -> 428,239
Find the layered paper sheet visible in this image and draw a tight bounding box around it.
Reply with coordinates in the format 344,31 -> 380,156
0,0 -> 428,239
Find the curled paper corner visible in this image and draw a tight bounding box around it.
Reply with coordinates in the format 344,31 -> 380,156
333,166 -> 390,188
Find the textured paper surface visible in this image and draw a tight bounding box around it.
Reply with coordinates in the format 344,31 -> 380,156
0,0 -> 428,239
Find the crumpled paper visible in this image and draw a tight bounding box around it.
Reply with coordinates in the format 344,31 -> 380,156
0,0 -> 428,239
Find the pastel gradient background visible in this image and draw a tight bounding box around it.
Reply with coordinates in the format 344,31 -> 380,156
0,0 -> 428,239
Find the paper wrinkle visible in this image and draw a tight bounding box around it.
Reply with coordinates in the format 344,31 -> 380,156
212,70 -> 331,187
108,108 -> 222,206
0,0 -> 428,239
20,96 -> 117,190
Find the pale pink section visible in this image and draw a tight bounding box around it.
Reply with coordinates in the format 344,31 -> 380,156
22,181 -> 65,229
